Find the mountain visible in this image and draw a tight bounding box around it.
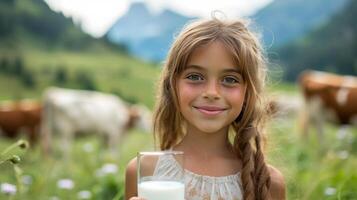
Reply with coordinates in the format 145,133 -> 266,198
106,2 -> 196,62
252,0 -> 349,48
276,0 -> 356,81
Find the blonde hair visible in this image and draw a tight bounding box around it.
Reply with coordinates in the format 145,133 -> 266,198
153,17 -> 271,200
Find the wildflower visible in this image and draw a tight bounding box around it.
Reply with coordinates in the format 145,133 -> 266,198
0,182 -> 17,195
57,179 -> 74,190
77,190 -> 92,199
101,163 -> 118,174
1,140 -> 29,159
17,140 -> 29,149
9,155 -> 21,164
324,187 -> 336,196
22,175 -> 33,185
95,163 -> 118,177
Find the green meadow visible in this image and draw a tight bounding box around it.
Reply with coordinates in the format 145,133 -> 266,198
1,0 -> 356,199
0,47 -> 160,108
0,33 -> 355,200
1,74 -> 356,199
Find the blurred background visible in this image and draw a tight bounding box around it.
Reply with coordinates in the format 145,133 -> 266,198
0,0 -> 356,199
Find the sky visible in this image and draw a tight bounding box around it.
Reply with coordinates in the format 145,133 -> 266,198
44,0 -> 273,38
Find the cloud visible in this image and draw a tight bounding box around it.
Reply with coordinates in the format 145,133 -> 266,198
44,0 -> 273,37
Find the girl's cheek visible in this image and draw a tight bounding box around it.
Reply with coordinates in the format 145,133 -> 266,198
221,86 -> 243,94
222,87 -> 246,100
179,83 -> 202,96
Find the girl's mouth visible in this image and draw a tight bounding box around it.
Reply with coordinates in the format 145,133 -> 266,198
194,106 -> 227,116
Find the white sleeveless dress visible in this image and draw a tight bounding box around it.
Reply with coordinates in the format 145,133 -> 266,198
153,154 -> 243,200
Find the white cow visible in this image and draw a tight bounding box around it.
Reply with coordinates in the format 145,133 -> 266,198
40,87 -> 152,155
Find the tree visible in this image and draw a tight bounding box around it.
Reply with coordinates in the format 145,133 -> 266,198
54,66 -> 68,85
75,70 -> 96,90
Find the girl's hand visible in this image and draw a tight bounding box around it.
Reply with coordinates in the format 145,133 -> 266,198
129,197 -> 146,200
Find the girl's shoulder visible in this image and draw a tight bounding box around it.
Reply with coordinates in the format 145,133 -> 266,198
268,165 -> 286,200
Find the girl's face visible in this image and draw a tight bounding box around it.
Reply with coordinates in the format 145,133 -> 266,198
176,41 -> 247,134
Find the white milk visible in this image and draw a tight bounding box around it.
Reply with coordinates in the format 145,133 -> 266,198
138,180 -> 185,200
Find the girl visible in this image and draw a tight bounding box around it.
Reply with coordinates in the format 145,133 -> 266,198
125,17 -> 286,200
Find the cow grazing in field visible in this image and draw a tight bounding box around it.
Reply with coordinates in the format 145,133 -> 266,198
41,87 -> 152,155
299,70 -> 357,140
0,100 -> 42,144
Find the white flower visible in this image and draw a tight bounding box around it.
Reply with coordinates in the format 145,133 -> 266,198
324,187 -> 336,196
22,175 -> 33,185
101,163 -> 118,174
77,190 -> 92,199
0,182 -> 17,195
96,163 -> 118,177
57,179 -> 75,190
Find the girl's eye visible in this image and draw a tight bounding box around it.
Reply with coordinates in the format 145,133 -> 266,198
186,74 -> 203,81
222,76 -> 239,85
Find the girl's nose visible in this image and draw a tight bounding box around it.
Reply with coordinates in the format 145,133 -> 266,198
203,80 -> 220,100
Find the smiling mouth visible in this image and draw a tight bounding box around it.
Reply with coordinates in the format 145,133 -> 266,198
193,106 -> 227,116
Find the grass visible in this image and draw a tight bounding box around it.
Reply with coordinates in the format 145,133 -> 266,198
0,130 -> 154,200
267,116 -> 357,199
1,104 -> 356,199
0,47 -> 160,107
1,47 -> 356,199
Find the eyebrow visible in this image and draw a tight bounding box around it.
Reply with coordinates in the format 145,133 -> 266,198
185,64 -> 242,74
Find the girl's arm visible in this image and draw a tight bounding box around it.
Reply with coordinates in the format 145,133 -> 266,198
125,157 -> 139,200
268,166 -> 286,200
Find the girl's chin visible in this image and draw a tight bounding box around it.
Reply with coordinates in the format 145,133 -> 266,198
184,120 -> 230,134
193,124 -> 228,134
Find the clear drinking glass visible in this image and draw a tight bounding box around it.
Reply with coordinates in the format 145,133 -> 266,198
137,151 -> 185,200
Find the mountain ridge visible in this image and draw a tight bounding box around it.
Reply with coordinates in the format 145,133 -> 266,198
252,0 -> 349,48
106,2 -> 196,61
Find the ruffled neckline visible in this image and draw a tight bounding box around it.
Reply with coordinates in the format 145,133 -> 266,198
185,169 -> 241,183
165,153 -> 241,183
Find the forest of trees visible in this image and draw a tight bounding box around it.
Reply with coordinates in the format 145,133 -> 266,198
276,0 -> 356,81
0,0 -> 127,52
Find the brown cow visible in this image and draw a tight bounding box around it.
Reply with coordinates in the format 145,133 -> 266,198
298,70 -> 357,140
0,100 -> 42,144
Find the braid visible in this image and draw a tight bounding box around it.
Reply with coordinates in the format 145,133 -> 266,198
254,133 -> 271,200
234,125 -> 271,200
236,127 -> 256,200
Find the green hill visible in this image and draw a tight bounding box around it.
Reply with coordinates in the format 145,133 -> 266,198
276,0 -> 356,81
0,0 -> 159,107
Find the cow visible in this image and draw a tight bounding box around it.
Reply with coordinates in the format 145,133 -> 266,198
40,87 -> 152,155
298,70 -> 357,141
0,100 -> 42,144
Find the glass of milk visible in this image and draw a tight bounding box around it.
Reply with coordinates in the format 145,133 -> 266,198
137,151 -> 185,200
